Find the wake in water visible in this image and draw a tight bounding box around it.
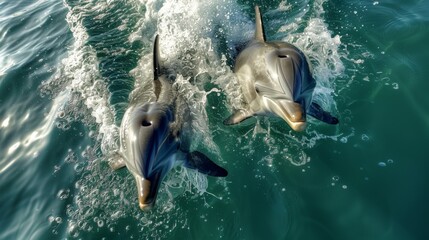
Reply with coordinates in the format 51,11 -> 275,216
39,0 -> 351,238
40,0 -> 235,238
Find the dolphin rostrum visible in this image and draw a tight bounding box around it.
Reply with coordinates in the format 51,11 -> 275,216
111,35 -> 228,210
224,6 -> 338,131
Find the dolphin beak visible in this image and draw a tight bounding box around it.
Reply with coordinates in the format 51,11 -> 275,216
262,97 -> 307,131
137,178 -> 153,210
135,174 -> 161,210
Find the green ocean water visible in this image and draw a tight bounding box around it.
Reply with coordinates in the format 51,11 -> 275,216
1,0 -> 428,239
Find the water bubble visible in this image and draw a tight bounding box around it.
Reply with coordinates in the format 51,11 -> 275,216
65,153 -> 75,163
361,134 -> 369,141
55,122 -> 63,129
392,83 -> 399,90
332,176 -> 340,181
88,131 -> 95,138
81,150 -> 88,158
57,189 -> 70,200
74,163 -> 84,173
378,162 -> 387,167
58,111 -> 65,118
97,220 -> 104,227
340,137 -> 348,143
387,159 -> 394,164
342,185 -> 348,189
262,155 -> 273,167
55,217 -> 62,223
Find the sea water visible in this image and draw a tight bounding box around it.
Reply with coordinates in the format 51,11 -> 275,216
1,0 -> 428,239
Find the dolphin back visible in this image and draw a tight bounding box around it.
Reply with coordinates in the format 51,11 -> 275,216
153,35 -> 162,100
153,35 -> 174,104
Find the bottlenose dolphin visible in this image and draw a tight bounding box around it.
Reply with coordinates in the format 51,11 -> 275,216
111,35 -> 228,210
224,6 -> 338,131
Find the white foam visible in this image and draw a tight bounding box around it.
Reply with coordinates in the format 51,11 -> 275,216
41,1 -> 120,155
42,0 -> 241,237
129,0 -> 242,204
129,0 -> 259,155
284,13 -> 345,114
216,0 -> 348,166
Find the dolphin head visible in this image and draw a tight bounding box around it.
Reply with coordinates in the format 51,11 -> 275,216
124,102 -> 179,210
258,46 -> 315,131
227,6 -> 337,129
260,96 -> 307,131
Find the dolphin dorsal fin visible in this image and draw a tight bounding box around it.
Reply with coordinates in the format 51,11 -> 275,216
254,6 -> 266,42
153,34 -> 162,100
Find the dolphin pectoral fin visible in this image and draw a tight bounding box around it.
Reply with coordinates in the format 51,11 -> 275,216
308,102 -> 339,125
109,159 -> 126,170
223,110 -> 252,125
184,151 -> 228,177
108,152 -> 126,170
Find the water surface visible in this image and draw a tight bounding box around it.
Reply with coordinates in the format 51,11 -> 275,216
1,0 -> 428,239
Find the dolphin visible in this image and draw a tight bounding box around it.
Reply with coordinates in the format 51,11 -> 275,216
111,35 -> 228,210
224,6 -> 338,131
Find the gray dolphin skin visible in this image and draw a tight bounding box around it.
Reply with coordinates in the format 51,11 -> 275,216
111,35 -> 228,210
224,6 -> 338,131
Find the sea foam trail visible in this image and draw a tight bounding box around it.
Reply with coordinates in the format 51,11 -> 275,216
39,0 -> 137,238
40,0 -> 238,238
128,0 -> 242,205
41,0 -> 120,156
131,0 -> 249,155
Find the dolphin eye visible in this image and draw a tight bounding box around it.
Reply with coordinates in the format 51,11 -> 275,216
278,55 -> 288,58
142,120 -> 152,126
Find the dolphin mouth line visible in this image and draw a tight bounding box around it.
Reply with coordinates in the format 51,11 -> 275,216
139,195 -> 154,210
261,96 -> 307,131
135,176 -> 154,210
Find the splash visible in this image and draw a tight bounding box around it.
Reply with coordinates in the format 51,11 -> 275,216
129,0 -> 251,158
215,0 -> 349,166
40,1 -> 119,156
40,0 -> 234,238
